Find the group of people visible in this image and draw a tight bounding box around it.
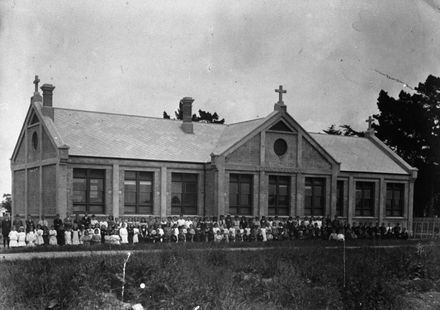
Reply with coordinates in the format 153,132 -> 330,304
1,213 -> 409,248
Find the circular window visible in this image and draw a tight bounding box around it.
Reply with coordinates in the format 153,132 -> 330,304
32,132 -> 38,150
274,139 -> 287,156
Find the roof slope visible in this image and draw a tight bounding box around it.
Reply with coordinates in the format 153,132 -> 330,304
53,108 -> 225,162
310,133 -> 408,174
213,114 -> 273,155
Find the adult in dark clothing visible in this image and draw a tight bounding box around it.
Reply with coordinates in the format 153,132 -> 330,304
25,215 -> 35,233
81,213 -> 91,228
1,214 -> 11,248
53,214 -> 64,246
13,214 -> 23,230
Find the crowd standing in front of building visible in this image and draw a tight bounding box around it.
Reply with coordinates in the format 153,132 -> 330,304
0,213 -> 409,249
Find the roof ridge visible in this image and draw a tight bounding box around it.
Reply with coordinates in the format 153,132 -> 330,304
310,132 -> 367,139
54,106 -> 227,126
227,116 -> 268,127
53,106 -> 179,121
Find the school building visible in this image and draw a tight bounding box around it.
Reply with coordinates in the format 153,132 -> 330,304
11,77 -> 418,230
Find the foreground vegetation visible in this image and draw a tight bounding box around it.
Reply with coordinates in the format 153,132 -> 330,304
0,244 -> 439,309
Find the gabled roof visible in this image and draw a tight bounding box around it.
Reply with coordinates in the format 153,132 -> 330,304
310,133 -> 411,175
52,107 -> 226,162
213,112 -> 275,155
31,103 -> 413,176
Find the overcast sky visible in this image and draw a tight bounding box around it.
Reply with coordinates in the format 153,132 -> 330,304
0,0 -> 439,196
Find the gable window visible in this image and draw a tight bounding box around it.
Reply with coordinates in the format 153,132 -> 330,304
124,171 -> 153,214
229,174 -> 253,215
32,132 -> 38,151
355,181 -> 375,216
305,177 -> 326,216
386,183 -> 404,217
269,175 -> 290,216
336,180 -> 344,216
73,169 -> 105,214
171,173 -> 198,215
274,139 -> 288,156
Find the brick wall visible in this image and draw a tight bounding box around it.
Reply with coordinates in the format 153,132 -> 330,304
13,170 -> 25,215
226,134 -> 260,165
302,139 -> 331,170
42,128 -> 57,159
42,165 -> 57,216
27,167 -> 40,216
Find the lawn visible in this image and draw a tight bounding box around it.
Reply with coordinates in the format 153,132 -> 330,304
0,242 -> 439,309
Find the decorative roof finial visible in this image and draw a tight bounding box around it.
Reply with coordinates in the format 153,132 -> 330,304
366,115 -> 375,136
33,75 -> 40,94
275,85 -> 286,104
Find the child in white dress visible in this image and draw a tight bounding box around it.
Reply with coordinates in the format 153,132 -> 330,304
26,229 -> 36,247
64,228 -> 72,245
35,225 -> 44,246
72,225 -> 80,245
119,224 -> 128,244
8,227 -> 18,248
49,226 -> 58,245
17,227 -> 26,247
133,226 -> 139,244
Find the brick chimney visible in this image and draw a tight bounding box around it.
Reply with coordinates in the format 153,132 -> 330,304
180,97 -> 194,134
40,84 -> 55,107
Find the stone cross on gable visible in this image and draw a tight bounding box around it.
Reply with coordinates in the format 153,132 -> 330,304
366,115 -> 374,130
33,75 -> 40,94
275,85 -> 286,104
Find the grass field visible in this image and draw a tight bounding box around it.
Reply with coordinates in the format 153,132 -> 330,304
0,242 -> 439,309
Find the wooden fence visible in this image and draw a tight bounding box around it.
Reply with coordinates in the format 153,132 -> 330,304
413,217 -> 440,239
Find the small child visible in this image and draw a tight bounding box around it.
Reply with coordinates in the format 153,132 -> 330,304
49,226 -> 58,245
229,227 -> 236,242
17,227 -> 27,247
64,228 -> 72,245
133,225 -> 140,244
173,225 -> 179,243
8,226 -> 18,248
188,225 -> 196,242
35,224 -> 45,246
92,227 -> 101,244
43,225 -> 50,245
26,229 -> 36,247
120,223 -> 129,244
244,227 -> 251,242
214,230 -> 223,243
260,226 -> 267,242
72,225 -> 80,245
80,229 -> 92,245
157,226 -> 164,243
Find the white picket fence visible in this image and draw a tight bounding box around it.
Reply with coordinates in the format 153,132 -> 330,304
413,217 -> 440,239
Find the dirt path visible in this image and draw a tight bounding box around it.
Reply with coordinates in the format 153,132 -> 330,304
1,243 -> 437,261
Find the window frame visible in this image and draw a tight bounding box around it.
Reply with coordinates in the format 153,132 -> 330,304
336,180 -> 344,217
386,183 -> 404,217
124,171 -> 154,215
73,168 -> 105,214
304,177 -> 326,216
171,173 -> 198,215
268,175 -> 290,216
355,181 -> 375,217
229,174 -> 253,215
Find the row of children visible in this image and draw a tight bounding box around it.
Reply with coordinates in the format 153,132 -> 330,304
4,212 -> 409,247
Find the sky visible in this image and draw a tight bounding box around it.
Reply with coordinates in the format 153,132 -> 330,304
0,0 -> 439,196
